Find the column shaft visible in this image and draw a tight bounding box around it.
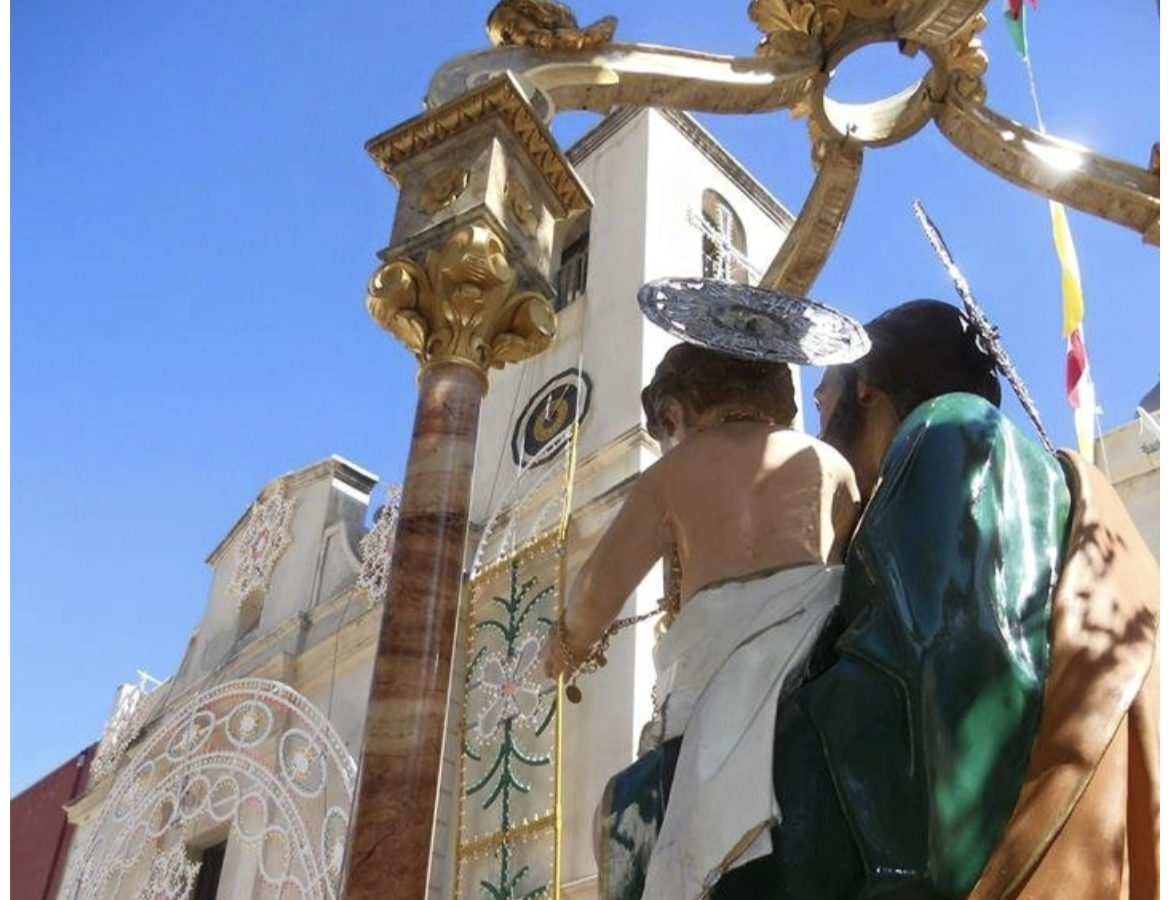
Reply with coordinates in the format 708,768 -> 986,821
343,361 -> 483,900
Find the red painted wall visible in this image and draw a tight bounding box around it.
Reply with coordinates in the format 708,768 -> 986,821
10,744 -> 96,900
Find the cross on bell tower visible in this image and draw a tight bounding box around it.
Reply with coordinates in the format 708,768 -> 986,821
688,199 -> 761,284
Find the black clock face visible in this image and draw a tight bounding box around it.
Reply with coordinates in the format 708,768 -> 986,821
512,369 -> 593,468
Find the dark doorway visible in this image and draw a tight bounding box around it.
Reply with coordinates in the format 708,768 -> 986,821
191,841 -> 227,900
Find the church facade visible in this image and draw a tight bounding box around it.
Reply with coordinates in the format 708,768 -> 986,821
57,456 -> 392,900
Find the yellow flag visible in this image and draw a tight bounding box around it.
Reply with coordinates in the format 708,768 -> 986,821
1050,201 -> 1084,337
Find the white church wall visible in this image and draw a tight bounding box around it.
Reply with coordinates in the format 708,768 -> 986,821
567,113 -> 653,459
255,475 -> 336,630
558,489 -> 643,885
294,602 -> 381,760
467,107 -> 656,533
1115,472 -> 1160,559
310,481 -> 372,607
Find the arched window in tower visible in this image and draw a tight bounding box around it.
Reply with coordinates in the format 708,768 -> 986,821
700,190 -> 749,284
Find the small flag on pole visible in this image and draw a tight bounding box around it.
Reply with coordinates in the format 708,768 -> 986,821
1051,200 -> 1085,336
1068,329 -> 1097,461
1003,0 -> 1030,59
1051,199 -> 1096,461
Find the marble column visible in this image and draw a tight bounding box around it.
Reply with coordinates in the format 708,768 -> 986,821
344,361 -> 481,900
342,73 -> 591,900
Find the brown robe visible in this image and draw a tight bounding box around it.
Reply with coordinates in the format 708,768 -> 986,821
968,451 -> 1160,900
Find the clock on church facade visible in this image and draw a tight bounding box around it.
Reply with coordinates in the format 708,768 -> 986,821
511,368 -> 593,467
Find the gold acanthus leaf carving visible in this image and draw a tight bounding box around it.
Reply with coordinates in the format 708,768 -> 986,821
489,294 -> 557,366
367,222 -> 556,376
751,0 -> 929,53
367,262 -> 430,355
944,13 -> 989,104
420,167 -> 470,215
487,0 -> 617,52
751,0 -> 847,54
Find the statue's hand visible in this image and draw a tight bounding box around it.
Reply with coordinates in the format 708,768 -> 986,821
541,615 -> 597,681
540,631 -> 567,681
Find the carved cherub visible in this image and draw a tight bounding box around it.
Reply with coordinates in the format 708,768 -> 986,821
486,0 -> 617,52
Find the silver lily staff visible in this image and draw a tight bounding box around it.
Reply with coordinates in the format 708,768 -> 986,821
912,199 -> 1055,453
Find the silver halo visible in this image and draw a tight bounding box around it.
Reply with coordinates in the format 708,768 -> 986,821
638,278 -> 870,365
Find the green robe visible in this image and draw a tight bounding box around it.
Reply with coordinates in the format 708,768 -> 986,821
600,393 -> 1072,900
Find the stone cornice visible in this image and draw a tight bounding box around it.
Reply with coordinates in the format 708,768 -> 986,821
64,774 -> 112,826
367,73 -> 591,217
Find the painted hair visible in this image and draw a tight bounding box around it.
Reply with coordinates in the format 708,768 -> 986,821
856,298 -> 1000,420
819,299 -> 1001,457
641,343 -> 798,440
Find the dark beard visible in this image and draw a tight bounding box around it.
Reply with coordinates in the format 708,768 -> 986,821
820,386 -> 865,465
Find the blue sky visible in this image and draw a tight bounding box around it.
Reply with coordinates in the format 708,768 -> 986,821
10,1 -> 1159,794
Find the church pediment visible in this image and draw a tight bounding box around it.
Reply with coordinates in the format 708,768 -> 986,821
175,456 -> 381,692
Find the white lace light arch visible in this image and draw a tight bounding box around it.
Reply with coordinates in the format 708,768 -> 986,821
65,679 -> 356,900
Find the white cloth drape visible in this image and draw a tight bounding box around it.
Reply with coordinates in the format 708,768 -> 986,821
641,563 -> 843,900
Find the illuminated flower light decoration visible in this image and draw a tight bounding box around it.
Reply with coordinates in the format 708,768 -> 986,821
474,635 -> 544,744
228,483 -> 297,610
358,486 -> 402,609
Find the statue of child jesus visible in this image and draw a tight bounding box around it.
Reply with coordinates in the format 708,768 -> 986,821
541,341 -> 860,900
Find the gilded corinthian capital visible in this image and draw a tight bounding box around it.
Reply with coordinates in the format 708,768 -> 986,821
368,221 -> 556,386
